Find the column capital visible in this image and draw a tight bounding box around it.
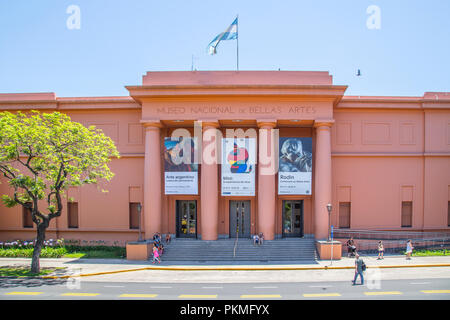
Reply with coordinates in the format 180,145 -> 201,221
257,119 -> 277,129
314,119 -> 335,128
140,119 -> 163,129
197,119 -> 220,130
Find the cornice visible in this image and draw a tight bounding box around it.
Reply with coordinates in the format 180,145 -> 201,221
256,119 -> 277,128
140,119 -> 163,128
314,119 -> 335,128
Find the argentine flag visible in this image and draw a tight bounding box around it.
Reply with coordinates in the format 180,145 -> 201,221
207,17 -> 238,55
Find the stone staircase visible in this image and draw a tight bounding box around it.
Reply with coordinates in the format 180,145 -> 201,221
156,237 -> 318,264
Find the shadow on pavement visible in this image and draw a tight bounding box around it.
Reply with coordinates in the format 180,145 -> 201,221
0,277 -> 67,289
62,258 -> 320,266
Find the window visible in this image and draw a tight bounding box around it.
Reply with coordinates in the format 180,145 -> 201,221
22,204 -> 33,228
129,203 -> 140,230
448,201 -> 450,227
68,202 -> 79,228
339,202 -> 351,229
401,201 -> 412,228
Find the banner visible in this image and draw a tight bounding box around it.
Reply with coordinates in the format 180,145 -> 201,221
164,137 -> 198,195
278,137 -> 313,195
221,138 -> 256,196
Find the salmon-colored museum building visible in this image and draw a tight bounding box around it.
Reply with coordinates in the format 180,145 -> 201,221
0,71 -> 449,246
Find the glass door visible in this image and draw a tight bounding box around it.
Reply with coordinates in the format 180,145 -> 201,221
282,200 -> 303,237
229,200 -> 251,238
176,200 -> 197,238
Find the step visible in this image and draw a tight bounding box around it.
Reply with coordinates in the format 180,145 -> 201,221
154,238 -> 318,262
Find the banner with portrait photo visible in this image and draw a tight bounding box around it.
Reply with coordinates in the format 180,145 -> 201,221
221,138 -> 256,196
164,137 -> 198,195
278,137 -> 313,195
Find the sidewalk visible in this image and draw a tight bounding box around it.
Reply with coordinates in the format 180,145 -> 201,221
1,254 -> 449,281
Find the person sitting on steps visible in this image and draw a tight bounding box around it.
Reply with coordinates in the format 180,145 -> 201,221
252,234 -> 259,246
258,232 -> 264,245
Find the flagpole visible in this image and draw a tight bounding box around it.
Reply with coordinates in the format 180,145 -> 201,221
236,14 -> 239,71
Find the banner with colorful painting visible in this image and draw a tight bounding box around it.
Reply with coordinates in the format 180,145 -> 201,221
278,137 -> 313,195
164,137 -> 198,195
221,138 -> 256,196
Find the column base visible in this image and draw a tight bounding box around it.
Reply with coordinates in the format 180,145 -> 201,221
315,240 -> 342,260
126,240 -> 152,260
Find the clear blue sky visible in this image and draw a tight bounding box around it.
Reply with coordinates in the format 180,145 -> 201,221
0,0 -> 449,97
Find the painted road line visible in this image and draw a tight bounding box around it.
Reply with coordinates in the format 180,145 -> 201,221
60,293 -> 100,297
253,286 -> 278,289
179,294 -> 218,299
120,294 -> 158,298
364,291 -> 403,296
202,286 -> 223,289
241,294 -> 282,299
5,292 -> 43,296
409,282 -> 431,285
421,290 -> 450,294
303,293 -> 341,298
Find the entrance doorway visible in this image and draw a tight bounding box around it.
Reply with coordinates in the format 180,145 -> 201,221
282,200 -> 304,237
229,200 -> 251,238
176,200 -> 197,238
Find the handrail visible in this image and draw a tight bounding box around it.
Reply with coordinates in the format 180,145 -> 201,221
334,229 -> 450,241
233,225 -> 239,258
339,238 -> 450,253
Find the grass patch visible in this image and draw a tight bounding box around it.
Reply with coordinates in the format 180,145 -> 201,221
0,266 -> 65,277
412,249 -> 450,257
0,245 -> 126,259
62,246 -> 126,259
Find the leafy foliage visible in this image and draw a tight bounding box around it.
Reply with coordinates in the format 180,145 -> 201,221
0,111 -> 120,272
0,111 -> 119,218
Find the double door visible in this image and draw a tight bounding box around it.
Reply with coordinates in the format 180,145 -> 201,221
229,200 -> 251,238
176,200 -> 197,238
282,200 -> 304,237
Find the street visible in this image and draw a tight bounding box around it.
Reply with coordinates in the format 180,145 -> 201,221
1,275 -> 449,300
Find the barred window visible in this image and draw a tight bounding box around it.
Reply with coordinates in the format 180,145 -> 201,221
129,203 -> 140,230
339,202 -> 351,229
401,201 -> 412,228
68,202 -> 79,228
22,204 -> 33,228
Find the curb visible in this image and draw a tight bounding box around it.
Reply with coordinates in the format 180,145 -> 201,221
41,263 -> 450,279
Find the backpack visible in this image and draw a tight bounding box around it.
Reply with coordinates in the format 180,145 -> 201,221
361,260 -> 366,271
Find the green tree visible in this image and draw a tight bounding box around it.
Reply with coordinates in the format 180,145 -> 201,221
0,111 -> 119,273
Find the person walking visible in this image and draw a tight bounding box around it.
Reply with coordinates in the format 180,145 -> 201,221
352,253 -> 365,285
152,244 -> 161,264
377,240 -> 384,260
406,240 -> 414,260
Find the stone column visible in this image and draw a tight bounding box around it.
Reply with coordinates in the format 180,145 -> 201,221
142,121 -> 162,239
200,121 -> 220,240
314,120 -> 334,240
257,121 -> 277,240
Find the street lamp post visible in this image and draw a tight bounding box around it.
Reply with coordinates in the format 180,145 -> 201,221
137,203 -> 143,242
326,203 -> 332,242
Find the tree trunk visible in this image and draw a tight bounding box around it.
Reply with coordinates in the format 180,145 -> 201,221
31,224 -> 46,274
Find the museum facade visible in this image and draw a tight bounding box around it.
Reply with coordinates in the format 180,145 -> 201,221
0,71 -> 449,245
